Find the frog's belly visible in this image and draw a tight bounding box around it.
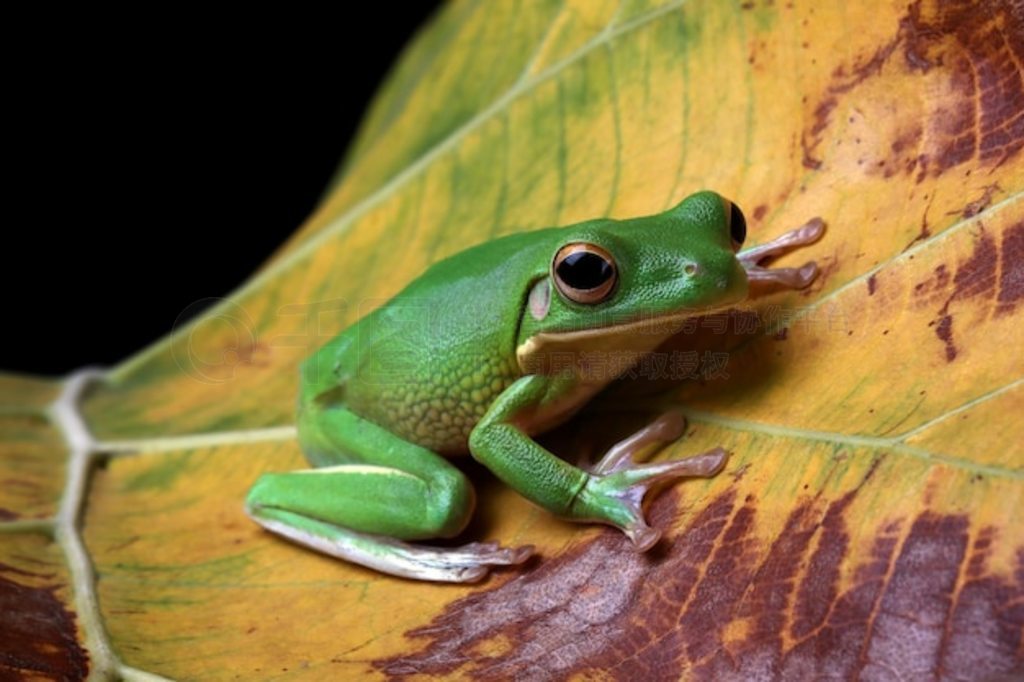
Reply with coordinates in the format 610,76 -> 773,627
352,377 -> 609,461
346,354 -> 522,456
509,379 -> 606,438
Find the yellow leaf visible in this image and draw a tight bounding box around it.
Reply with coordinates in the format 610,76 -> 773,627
3,0 -> 1023,678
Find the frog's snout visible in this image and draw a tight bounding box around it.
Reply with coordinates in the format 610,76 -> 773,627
679,256 -> 745,292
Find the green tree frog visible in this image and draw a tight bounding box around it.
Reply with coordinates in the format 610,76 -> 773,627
246,191 -> 823,582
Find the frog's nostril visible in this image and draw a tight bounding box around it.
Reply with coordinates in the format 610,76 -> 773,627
683,262 -> 700,276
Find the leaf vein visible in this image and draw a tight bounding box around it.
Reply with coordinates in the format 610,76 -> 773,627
684,408 -> 1023,480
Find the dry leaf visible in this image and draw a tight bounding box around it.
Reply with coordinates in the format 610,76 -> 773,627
3,0 -> 1022,679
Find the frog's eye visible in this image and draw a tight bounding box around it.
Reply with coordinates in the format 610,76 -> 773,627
552,242 -> 617,304
726,201 -> 747,250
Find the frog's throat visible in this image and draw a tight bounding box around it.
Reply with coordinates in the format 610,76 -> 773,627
515,303 -> 738,375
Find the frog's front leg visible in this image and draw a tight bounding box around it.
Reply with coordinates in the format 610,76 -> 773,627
245,406 -> 533,583
739,216 -> 825,288
469,376 -> 726,551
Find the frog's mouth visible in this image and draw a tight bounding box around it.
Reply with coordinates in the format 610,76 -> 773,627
515,299 -> 744,376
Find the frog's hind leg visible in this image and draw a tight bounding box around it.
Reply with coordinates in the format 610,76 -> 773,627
250,506 -> 532,582
246,406 -> 533,582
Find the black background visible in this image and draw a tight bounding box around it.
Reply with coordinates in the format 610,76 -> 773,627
5,6 -> 441,375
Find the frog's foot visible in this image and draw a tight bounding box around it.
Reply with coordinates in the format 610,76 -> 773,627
588,448 -> 728,550
252,508 -> 534,583
574,414 -> 728,550
739,217 -> 824,289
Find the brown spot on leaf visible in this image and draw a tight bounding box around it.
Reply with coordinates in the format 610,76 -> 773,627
790,491 -> 856,638
966,526 -> 996,579
801,0 -> 1024,178
373,489 -> 740,679
677,495 -> 760,664
905,193 -> 935,251
801,19 -> 904,170
781,523 -> 903,678
951,227 -> 1000,302
696,499 -> 820,678
909,0 -> 1024,174
935,313 -> 958,361
996,220 -> 1024,315
962,183 -> 1003,218
939,538 -> 1024,677
882,123 -> 925,179
373,470 -> 1023,679
802,98 -> 838,170
0,563 -> 89,680
867,274 -> 877,295
0,508 -> 17,521
857,512 -> 970,677
927,226 -> 1002,361
752,204 -> 768,222
913,264 -> 951,305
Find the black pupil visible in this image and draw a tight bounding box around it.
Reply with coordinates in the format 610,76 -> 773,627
729,203 -> 747,246
557,251 -> 613,290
